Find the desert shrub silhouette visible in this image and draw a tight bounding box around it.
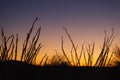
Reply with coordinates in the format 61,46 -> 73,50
47,53 -> 70,66
0,27 -> 16,61
0,18 -> 120,80
0,17 -> 42,80
113,45 -> 120,66
59,27 -> 115,67
0,18 -> 116,67
0,17 -> 42,65
20,18 -> 42,64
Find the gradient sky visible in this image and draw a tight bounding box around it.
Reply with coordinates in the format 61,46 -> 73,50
0,0 -> 120,64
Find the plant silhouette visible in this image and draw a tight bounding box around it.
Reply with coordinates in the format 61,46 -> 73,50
113,45 -> 120,66
0,17 -> 42,65
0,18 -> 120,80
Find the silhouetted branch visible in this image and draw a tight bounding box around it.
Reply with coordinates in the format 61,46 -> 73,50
94,28 -> 115,67
78,43 -> 85,66
21,17 -> 38,61
70,47 -> 75,66
61,36 -> 71,65
63,27 -> 79,66
44,56 -> 48,66
15,34 -> 18,60
40,54 -> 47,66
85,43 -> 95,66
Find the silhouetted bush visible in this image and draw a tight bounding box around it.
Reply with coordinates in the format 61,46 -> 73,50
0,27 -> 15,61
94,28 -> 115,67
48,52 -> 70,66
21,17 -> 42,64
61,27 -> 115,67
0,17 -> 42,65
0,18 -> 116,67
113,45 -> 120,66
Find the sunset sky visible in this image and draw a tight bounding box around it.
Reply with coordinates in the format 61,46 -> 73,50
0,0 -> 120,64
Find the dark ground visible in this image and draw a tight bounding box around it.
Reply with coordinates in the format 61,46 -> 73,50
0,60 -> 120,80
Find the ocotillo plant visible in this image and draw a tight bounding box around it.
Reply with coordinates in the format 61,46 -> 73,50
83,43 -> 95,66
0,27 -> 15,61
94,28 -> 115,67
0,18 -> 116,67
21,17 -> 42,64
61,27 -> 84,66
61,27 -> 115,67
0,17 -> 43,65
